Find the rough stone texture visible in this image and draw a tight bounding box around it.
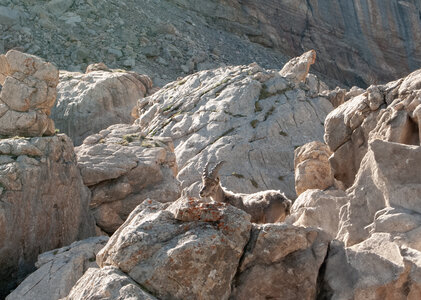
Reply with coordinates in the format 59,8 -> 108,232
52,67 -> 154,146
0,50 -> 58,136
6,236 -> 109,300
294,141 -> 333,195
279,50 -> 316,84
0,134 -> 96,298
97,197 -> 252,300
75,123 -> 180,234
62,266 -> 157,300
286,189 -> 347,239
336,139 -> 421,247
321,236 -> 421,300
231,224 -> 329,300
135,58 -> 333,199
325,69 -> 421,188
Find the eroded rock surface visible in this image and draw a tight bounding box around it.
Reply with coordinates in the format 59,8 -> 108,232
97,197 -> 252,300
6,236 -> 108,300
0,50 -> 58,136
62,266 -> 157,300
0,134 -> 96,298
76,124 -> 180,234
294,141 -> 333,195
231,224 -> 329,300
52,66 -> 154,146
135,56 -> 333,198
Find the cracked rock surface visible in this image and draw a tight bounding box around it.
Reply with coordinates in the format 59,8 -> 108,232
134,53 -> 333,198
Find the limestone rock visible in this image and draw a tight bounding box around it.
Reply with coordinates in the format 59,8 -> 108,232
325,69 -> 421,188
76,123 -> 180,234
6,236 -> 108,300
321,236 -> 421,299
135,58 -> 333,199
231,223 -> 329,300
286,189 -> 347,239
279,50 -> 316,84
336,139 -> 421,246
52,66 -> 154,146
294,141 -> 333,195
97,197 -> 252,300
0,50 -> 58,137
0,134 -> 96,298
62,266 -> 157,300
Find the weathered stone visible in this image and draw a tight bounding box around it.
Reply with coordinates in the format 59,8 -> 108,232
279,50 -> 316,84
62,266 -> 157,300
6,236 -> 108,300
321,236 -> 421,299
76,123 -> 180,234
135,58 -> 333,199
286,189 -> 347,239
52,67 -> 154,146
97,197 -> 252,300
231,224 -> 329,300
294,141 -> 333,195
0,134 -> 96,298
0,50 -> 58,137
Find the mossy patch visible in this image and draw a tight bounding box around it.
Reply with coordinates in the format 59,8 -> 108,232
250,120 -> 259,128
254,101 -> 262,112
250,178 -> 259,188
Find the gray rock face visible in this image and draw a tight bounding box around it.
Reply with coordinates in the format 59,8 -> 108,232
6,236 -> 108,300
63,266 -> 157,300
231,224 -> 329,300
97,197 -> 252,300
135,60 -> 333,199
75,123 -> 180,234
52,67 -> 154,146
0,134 -> 96,298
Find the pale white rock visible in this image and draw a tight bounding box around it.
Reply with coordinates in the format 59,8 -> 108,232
97,197 -> 252,300
135,58 -> 333,199
279,50 -> 316,84
321,235 -> 421,299
231,223 -> 329,300
6,236 -> 108,300
294,141 -> 334,195
0,134 -> 96,297
62,266 -> 157,300
76,123 -> 180,234
286,189 -> 347,239
52,65 -> 154,145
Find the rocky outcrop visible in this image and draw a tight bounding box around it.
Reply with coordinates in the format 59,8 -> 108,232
294,141 -> 333,195
6,236 -> 108,300
325,68 -> 421,189
63,266 -> 157,300
97,197 -> 252,299
0,134 -> 96,298
0,50 -> 58,136
52,66 -> 154,146
231,224 -> 329,300
135,54 -> 333,198
76,123 -> 180,234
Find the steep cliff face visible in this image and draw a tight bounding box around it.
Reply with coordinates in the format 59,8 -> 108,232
174,0 -> 421,87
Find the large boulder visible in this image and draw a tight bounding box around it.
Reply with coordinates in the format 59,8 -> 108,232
97,197 -> 252,300
0,50 -> 58,136
324,69 -> 421,188
62,266 -> 157,300
231,223 -> 329,300
6,236 -> 108,300
134,54 -> 333,198
0,134 -> 96,298
321,236 -> 421,299
294,141 -> 334,195
75,123 -> 180,234
52,65 -> 154,146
